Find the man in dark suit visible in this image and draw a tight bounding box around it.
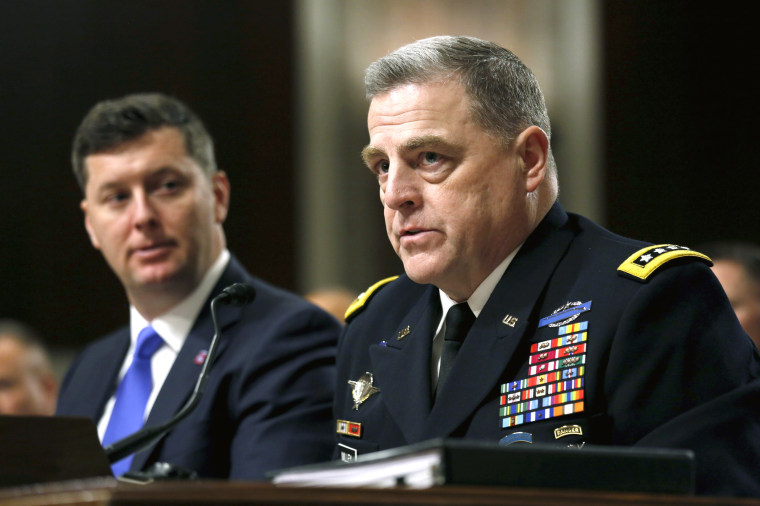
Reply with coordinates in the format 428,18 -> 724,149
335,36 -> 760,496
57,93 -> 340,480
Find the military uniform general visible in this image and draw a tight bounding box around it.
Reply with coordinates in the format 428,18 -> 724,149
334,203 -> 760,496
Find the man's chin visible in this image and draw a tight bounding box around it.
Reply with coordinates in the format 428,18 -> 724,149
129,267 -> 184,290
402,260 -> 443,287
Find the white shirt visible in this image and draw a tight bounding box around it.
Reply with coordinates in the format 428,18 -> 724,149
97,249 -> 231,441
431,246 -> 522,387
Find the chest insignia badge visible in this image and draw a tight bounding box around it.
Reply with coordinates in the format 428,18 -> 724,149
538,301 -> 592,328
348,372 -> 380,410
499,432 -> 533,446
554,424 -> 583,439
336,419 -> 363,438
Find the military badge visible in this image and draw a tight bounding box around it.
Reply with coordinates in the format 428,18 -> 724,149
336,419 -> 362,438
338,443 -> 358,462
554,424 -> 583,439
502,314 -> 519,327
348,372 -> 380,410
499,432 -> 533,445
538,301 -> 592,328
617,244 -> 712,282
499,321 -> 588,429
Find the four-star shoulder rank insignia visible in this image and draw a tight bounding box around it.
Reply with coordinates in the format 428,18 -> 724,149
348,372 -> 380,410
617,244 -> 712,282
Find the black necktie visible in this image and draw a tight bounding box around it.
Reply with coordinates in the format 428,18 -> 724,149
436,303 -> 476,400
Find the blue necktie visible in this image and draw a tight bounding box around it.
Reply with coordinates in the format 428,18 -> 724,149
102,325 -> 164,476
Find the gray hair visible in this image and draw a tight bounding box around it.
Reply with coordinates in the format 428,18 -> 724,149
71,92 -> 216,192
365,35 -> 556,179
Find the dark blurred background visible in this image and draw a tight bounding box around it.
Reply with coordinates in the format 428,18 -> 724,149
0,1 -> 757,370
603,3 -> 758,244
1,2 -> 296,358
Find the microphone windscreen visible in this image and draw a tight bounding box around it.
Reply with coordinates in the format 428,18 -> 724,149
220,283 -> 256,306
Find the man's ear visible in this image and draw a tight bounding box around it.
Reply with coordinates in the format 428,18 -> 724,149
80,199 -> 101,250
211,171 -> 231,224
515,126 -> 549,193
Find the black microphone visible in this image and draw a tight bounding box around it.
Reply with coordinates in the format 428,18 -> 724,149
217,282 -> 256,306
103,282 -> 256,475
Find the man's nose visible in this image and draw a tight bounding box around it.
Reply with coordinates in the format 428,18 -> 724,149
132,191 -> 159,228
382,165 -> 420,211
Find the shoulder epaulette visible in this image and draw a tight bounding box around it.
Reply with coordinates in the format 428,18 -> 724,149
344,275 -> 399,322
617,244 -> 712,282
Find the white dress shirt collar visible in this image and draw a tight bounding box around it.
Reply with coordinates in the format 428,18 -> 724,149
97,250 -> 231,441
129,249 -> 231,351
437,244 -> 523,317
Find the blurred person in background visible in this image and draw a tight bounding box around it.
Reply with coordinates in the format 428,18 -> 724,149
305,286 -> 357,323
700,241 -> 760,348
0,319 -> 58,416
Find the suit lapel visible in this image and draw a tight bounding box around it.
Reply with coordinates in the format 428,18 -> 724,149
130,261 -> 246,470
368,287 -> 440,444
424,204 -> 574,438
80,331 -> 130,420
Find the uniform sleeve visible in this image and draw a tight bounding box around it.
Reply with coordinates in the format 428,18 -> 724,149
604,262 -> 760,495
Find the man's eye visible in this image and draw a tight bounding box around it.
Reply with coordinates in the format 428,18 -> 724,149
105,192 -> 129,204
158,180 -> 182,193
421,152 -> 440,165
375,161 -> 390,175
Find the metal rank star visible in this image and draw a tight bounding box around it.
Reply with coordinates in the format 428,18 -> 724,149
348,372 -> 380,410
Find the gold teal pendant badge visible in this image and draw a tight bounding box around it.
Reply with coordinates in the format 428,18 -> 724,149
348,372 -> 380,410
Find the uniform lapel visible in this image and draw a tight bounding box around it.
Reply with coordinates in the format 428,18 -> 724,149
368,287 -> 441,444
424,204 -> 574,438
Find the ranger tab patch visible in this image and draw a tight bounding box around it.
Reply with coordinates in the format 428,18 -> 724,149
344,276 -> 398,322
617,244 -> 712,282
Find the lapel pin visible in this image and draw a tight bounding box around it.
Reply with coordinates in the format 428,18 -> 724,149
397,325 -> 410,340
502,314 -> 518,327
348,372 -> 380,410
194,349 -> 208,365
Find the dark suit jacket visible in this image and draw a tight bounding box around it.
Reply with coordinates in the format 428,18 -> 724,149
57,256 -> 340,480
334,203 -> 760,496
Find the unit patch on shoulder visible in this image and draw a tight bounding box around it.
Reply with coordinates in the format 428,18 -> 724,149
617,244 -> 712,282
344,276 -> 399,322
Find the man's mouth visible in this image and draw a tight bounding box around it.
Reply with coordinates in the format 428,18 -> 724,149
132,240 -> 175,257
